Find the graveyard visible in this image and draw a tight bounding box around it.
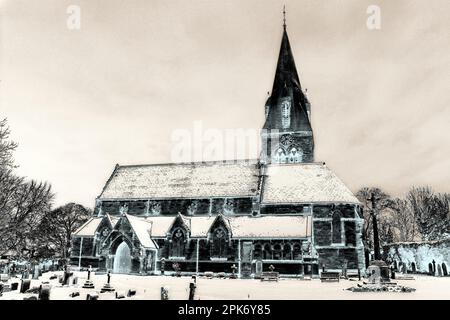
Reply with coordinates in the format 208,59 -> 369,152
1,270 -> 450,300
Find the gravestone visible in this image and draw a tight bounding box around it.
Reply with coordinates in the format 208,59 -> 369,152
11,282 -> 19,291
86,292 -> 99,300
83,266 -> 95,289
100,271 -> 114,292
160,286 -> 169,300
367,266 -> 381,285
38,283 -> 51,300
127,289 -> 136,297
188,281 -> 196,300
437,265 -> 442,277
20,279 -> 31,293
115,291 -> 126,299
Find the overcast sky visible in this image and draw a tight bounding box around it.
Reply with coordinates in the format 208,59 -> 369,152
1,0 -> 449,208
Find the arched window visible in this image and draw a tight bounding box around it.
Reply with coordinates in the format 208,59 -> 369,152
283,244 -> 292,260
253,244 -> 262,259
273,244 -> 282,260
273,148 -> 286,163
211,227 -> 228,258
332,211 -> 342,244
288,147 -> 303,163
293,243 -> 301,260
170,228 -> 185,257
263,243 -> 272,260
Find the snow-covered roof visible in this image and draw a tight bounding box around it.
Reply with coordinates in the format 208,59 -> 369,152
73,217 -> 102,237
189,216 -> 216,237
226,215 -> 311,238
99,160 -> 260,200
261,163 -> 359,204
144,216 -> 178,237
126,215 -> 156,249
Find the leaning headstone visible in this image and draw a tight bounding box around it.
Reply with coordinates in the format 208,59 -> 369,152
20,279 -> 31,293
86,292 -> 99,300
115,291 -> 126,299
127,289 -> 136,297
188,281 -> 196,300
72,277 -> 78,285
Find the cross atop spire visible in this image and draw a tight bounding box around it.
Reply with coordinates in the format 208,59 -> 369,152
283,5 -> 286,30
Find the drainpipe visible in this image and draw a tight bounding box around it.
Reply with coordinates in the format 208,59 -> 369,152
238,239 -> 241,278
196,239 -> 200,275
78,237 -> 84,269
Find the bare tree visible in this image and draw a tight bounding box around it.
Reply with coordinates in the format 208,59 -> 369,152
388,198 -> 417,242
407,186 -> 450,241
0,118 -> 55,258
39,203 -> 91,260
0,118 -> 18,171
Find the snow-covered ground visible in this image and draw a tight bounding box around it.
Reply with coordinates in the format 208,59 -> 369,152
1,272 -> 450,300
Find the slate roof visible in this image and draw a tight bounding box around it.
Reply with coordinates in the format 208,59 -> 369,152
73,217 -> 102,236
99,160 -> 260,200
97,160 -> 358,205
226,215 -> 311,238
126,215 -> 157,249
261,163 -> 359,204
81,214 -> 312,239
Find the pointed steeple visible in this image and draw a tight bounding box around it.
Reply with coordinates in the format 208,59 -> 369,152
261,14 -> 314,164
263,26 -> 312,132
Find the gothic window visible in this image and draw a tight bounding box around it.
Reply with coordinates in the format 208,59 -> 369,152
263,243 -> 272,260
283,244 -> 292,260
253,244 -> 262,259
332,211 -> 342,244
281,100 -> 291,129
170,228 -> 185,257
293,243 -> 301,259
273,244 -> 282,260
211,227 -> 228,258
288,147 -> 303,163
273,148 -> 287,163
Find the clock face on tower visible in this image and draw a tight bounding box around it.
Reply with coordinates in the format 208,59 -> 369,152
102,228 -> 109,237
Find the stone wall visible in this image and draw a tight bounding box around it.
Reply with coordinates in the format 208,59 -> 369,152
383,239 -> 450,275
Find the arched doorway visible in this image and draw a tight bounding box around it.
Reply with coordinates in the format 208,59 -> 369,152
442,263 -> 448,276
113,241 -> 132,274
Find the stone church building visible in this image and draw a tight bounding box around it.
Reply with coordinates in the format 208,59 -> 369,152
70,22 -> 365,277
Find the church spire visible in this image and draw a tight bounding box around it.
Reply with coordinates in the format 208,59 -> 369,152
261,17 -> 314,164
263,22 -> 311,132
